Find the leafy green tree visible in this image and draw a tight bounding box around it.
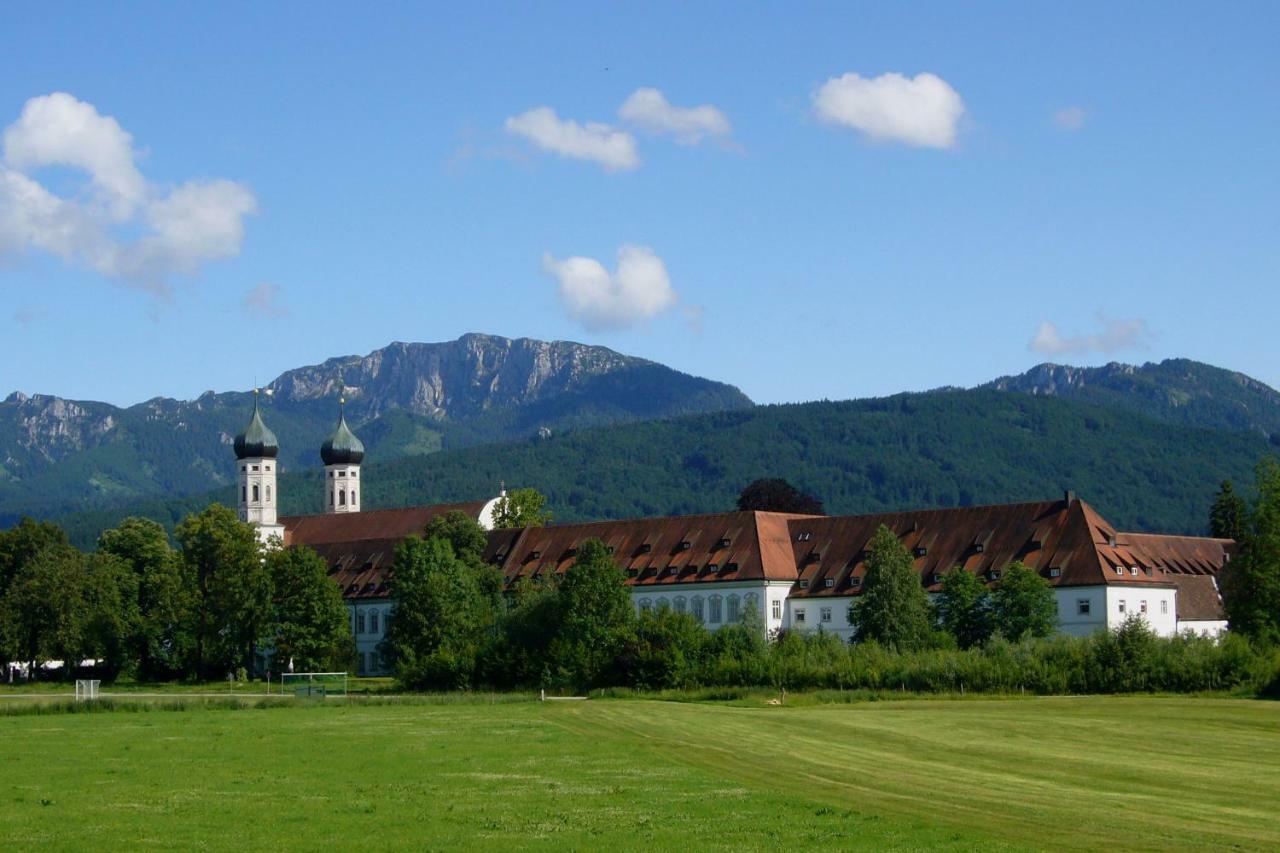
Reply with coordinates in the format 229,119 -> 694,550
384,536 -> 493,689
81,551 -> 140,678
98,517 -> 189,679
489,488 -> 553,529
485,577 -> 564,687
425,511 -> 489,562
267,546 -> 353,673
622,608 -> 707,689
1221,458 -> 1280,642
849,525 -> 931,650
935,567 -> 992,648
552,538 -> 634,688
174,504 -> 270,678
736,478 -> 824,514
0,517 -> 67,599
1,544 -> 88,679
990,562 -> 1058,641
1210,480 -> 1247,540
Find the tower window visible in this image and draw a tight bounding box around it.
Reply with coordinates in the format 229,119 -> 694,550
241,486 -> 247,502
265,485 -> 271,502
339,489 -> 346,506
351,490 -> 357,505
339,471 -> 346,477
252,465 -> 259,472
329,491 -> 335,506
252,484 -> 260,502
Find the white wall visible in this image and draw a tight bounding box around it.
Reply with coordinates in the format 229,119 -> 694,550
1105,586 -> 1178,636
787,596 -> 856,641
630,582 -> 774,632
1179,619 -> 1228,638
1055,586 -> 1108,637
348,601 -> 390,675
325,464 -> 361,513
237,457 -> 278,525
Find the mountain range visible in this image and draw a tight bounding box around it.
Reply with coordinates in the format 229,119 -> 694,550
6,335 -> 1279,545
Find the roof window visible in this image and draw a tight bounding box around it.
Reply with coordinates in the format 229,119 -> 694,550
914,547 -> 928,557
849,577 -> 862,588
797,532 -> 813,542
717,537 -> 731,549
798,579 -> 810,589
638,543 -> 652,554
824,578 -> 835,588
678,540 -> 692,551
722,562 -> 738,573
988,569 -> 1003,581
1049,567 -> 1061,578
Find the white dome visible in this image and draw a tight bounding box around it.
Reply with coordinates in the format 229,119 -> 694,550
477,489 -> 506,531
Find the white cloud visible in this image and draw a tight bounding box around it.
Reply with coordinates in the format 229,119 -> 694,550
617,88 -> 731,145
0,92 -> 257,295
504,107 -> 639,172
1052,105 -> 1087,131
812,72 -> 965,148
1029,316 -> 1150,356
542,245 -> 678,330
242,282 -> 288,318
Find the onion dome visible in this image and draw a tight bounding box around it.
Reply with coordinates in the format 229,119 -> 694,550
234,390 -> 279,460
320,399 -> 364,466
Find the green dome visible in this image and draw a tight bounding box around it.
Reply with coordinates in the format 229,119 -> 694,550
321,402 -> 364,466
234,392 -> 278,460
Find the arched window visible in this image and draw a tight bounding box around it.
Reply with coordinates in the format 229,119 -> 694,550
657,598 -> 670,612
356,611 -> 366,634
727,595 -> 741,623
709,595 -> 723,624
351,489 -> 357,505
339,489 -> 346,506
673,596 -> 687,614
639,598 -> 653,613
265,485 -> 271,502
370,610 -> 379,634
252,484 -> 260,502
691,596 -> 705,622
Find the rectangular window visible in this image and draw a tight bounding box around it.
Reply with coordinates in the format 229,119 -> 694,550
1140,600 -> 1148,614
820,607 -> 832,624
1077,599 -> 1090,615
795,609 -> 806,624
357,612 -> 365,633
771,600 -> 781,620
710,598 -> 722,624
1118,600 -> 1127,614
692,598 -> 704,622
1161,600 -> 1169,615
370,611 -> 379,633
727,597 -> 740,623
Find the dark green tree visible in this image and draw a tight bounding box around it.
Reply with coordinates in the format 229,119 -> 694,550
0,517 -> 68,599
267,546 -> 353,673
1221,458 -> 1280,642
552,538 -> 634,688
384,536 -> 493,689
489,488 -> 553,529
1209,480 -> 1247,540
622,608 -> 707,690
98,517 -> 189,679
486,577 -> 564,687
81,551 -> 140,678
0,544 -> 88,679
990,562 -> 1058,641
848,525 -> 931,650
736,478 -> 824,514
425,511 -> 489,562
935,566 -> 993,648
174,504 -> 270,678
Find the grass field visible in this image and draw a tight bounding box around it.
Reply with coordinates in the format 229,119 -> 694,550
0,696 -> 1276,850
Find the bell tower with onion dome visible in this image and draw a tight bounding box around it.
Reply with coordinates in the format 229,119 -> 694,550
234,389 -> 284,543
321,397 -> 364,514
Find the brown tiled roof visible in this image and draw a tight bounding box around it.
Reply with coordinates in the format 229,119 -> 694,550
494,511 -> 814,588
1168,574 -> 1226,622
282,496 -> 1232,604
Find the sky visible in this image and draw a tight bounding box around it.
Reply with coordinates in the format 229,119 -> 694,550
2,2 -> 1277,407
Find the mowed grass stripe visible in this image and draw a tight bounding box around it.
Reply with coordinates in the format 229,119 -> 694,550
551,697 -> 1280,851
0,702 -> 998,851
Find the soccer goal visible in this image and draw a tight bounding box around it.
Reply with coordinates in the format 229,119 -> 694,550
75,679 -> 101,701
281,672 -> 347,698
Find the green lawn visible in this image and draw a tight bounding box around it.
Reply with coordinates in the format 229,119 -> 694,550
0,696 -> 1276,850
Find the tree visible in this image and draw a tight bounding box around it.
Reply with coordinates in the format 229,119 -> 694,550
1210,480 -> 1247,540
553,538 -> 634,688
1221,458 -> 1280,643
425,511 -> 489,562
489,488 -> 553,529
848,525 -> 930,650
98,517 -> 189,679
990,562 -> 1058,641
736,478 -> 824,515
935,567 -> 992,648
384,536 -> 493,689
0,517 -> 70,674
268,546 -> 353,673
1,544 -> 89,679
174,504 -> 270,678
622,609 -> 707,690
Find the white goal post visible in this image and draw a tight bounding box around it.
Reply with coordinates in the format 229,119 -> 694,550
281,672 -> 348,698
75,679 -> 101,701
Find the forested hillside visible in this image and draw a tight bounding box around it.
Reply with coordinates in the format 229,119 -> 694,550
53,390 -> 1271,548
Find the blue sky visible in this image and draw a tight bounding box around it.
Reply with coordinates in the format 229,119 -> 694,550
2,2 -> 1277,406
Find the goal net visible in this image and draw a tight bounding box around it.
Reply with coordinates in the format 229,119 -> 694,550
75,679 -> 100,701
281,672 -> 348,698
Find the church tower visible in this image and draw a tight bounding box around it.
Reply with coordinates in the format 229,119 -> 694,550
234,389 -> 284,543
321,397 -> 364,514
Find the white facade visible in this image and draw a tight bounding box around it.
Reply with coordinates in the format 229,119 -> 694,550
1179,619 -> 1229,638
237,456 -> 284,544
630,581 -> 785,633
325,463 -> 361,513
348,600 -> 389,675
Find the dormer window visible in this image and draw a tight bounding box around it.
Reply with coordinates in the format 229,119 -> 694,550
914,547 -> 928,557
639,543 -> 652,554
1114,566 -> 1124,576
1049,567 -> 1062,578
678,540 -> 692,551
1129,566 -> 1139,577
798,579 -> 810,589
797,532 -> 812,542
849,577 -> 862,588
930,573 -> 942,584
824,578 -> 835,588
988,569 -> 1002,581
716,538 -> 731,549
707,564 -> 718,572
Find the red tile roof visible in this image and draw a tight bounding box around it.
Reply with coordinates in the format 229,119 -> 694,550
1168,574 -> 1226,622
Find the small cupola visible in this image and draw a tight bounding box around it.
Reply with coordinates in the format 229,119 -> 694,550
320,399 -> 364,466
234,390 -> 279,460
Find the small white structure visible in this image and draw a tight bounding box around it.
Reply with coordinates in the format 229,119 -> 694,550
321,398 -> 364,514
234,389 -> 284,545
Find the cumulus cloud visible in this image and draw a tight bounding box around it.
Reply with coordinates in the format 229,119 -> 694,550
812,72 -> 965,148
504,107 -> 639,172
1029,315 -> 1150,356
542,245 -> 678,330
1052,105 -> 1087,131
617,88 -> 732,146
242,282 -> 288,318
0,92 -> 257,295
